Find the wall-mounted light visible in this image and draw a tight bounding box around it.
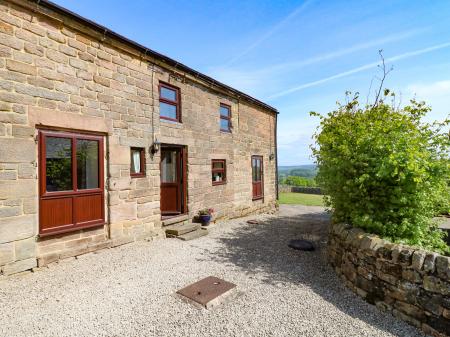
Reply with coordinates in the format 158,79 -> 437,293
151,138 -> 160,154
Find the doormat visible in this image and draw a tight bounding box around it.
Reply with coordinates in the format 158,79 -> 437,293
176,276 -> 237,309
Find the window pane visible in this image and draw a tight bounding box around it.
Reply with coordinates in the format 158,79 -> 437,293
252,157 -> 262,182
161,151 -> 177,183
220,105 -> 230,117
46,137 -> 72,192
212,172 -> 224,183
77,139 -> 99,189
256,159 -> 261,181
160,86 -> 177,101
131,149 -> 142,174
220,118 -> 230,131
212,161 -> 224,169
160,102 -> 177,120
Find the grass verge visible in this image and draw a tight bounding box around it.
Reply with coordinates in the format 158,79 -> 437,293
279,192 -> 324,206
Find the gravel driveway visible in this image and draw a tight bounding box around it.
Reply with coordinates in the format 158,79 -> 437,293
0,205 -> 423,337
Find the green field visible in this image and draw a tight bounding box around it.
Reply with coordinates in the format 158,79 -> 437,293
279,192 -> 325,206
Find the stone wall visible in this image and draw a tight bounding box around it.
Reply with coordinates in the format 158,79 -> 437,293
328,223 -> 450,336
0,0 -> 277,276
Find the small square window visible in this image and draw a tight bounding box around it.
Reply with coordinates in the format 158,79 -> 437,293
219,103 -> 231,132
131,147 -> 145,177
212,159 -> 226,185
159,82 -> 181,122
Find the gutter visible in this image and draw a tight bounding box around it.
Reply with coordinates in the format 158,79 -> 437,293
28,0 -> 278,115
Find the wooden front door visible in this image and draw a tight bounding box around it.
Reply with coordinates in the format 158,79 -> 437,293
252,155 -> 264,200
160,146 -> 186,216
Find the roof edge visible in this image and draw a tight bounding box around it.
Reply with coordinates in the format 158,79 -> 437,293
27,0 -> 278,114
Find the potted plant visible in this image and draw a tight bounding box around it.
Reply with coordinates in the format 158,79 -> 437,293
198,208 -> 214,226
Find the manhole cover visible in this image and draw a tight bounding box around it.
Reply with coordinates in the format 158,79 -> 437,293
176,276 -> 237,309
288,239 -> 315,251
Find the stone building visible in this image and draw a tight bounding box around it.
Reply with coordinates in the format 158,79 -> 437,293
0,0 -> 278,275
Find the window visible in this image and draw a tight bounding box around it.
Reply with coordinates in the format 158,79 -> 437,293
219,103 -> 231,132
130,147 -> 145,177
39,130 -> 104,236
252,155 -> 263,200
159,82 -> 181,122
212,159 -> 226,185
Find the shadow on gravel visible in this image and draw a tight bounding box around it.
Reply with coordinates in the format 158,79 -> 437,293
200,206 -> 422,337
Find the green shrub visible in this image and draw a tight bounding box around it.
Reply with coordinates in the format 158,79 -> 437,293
311,91 -> 450,254
280,176 -> 317,187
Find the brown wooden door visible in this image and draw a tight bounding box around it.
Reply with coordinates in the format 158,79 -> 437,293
252,155 -> 264,200
160,147 -> 186,215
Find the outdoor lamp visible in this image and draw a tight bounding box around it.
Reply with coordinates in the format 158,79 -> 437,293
151,139 -> 160,154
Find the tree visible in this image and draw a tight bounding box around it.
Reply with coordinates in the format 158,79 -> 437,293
311,90 -> 449,254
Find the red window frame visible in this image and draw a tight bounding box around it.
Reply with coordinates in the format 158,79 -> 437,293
130,147 -> 146,178
159,82 -> 181,122
212,159 -> 226,185
38,129 -> 105,236
252,155 -> 264,200
220,103 -> 232,132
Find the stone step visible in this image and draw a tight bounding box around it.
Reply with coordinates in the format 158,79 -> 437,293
162,214 -> 189,227
177,228 -> 208,241
165,223 -> 201,236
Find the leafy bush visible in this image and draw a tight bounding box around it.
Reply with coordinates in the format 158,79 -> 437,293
311,91 -> 450,254
280,176 -> 317,187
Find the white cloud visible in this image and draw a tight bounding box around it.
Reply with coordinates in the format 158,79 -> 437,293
407,80 -> 450,98
405,80 -> 450,121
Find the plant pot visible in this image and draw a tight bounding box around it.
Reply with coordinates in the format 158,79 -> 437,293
199,214 -> 212,226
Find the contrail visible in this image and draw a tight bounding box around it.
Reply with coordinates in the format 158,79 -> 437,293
225,0 -> 313,66
257,28 -> 426,75
267,41 -> 450,100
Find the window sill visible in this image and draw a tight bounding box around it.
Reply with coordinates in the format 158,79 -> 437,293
212,181 -> 226,186
159,117 -> 183,129
131,173 -> 146,178
38,221 -> 105,238
220,129 -> 232,134
252,196 -> 264,201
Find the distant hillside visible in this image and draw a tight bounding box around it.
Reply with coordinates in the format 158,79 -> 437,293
278,165 -> 317,179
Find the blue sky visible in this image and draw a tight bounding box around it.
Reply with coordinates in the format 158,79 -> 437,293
54,0 -> 450,165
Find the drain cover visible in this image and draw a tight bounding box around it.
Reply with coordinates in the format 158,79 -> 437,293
176,276 -> 237,309
288,239 -> 315,251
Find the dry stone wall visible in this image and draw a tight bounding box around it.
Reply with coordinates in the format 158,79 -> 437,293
328,223 -> 450,336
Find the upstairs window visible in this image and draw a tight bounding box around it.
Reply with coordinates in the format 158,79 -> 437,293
212,159 -> 226,185
130,147 -> 145,177
219,103 -> 231,132
159,82 -> 181,122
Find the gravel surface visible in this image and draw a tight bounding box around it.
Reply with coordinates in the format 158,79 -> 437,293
0,205 -> 424,337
